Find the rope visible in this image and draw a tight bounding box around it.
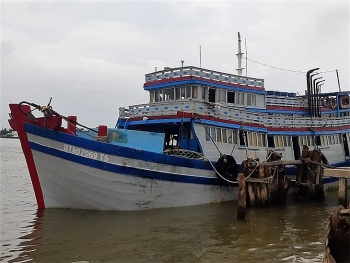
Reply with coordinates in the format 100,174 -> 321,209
242,56 -> 336,74
18,100 -> 98,138
239,122 -> 249,159
244,150 -> 275,180
204,156 -> 238,184
192,114 -> 222,155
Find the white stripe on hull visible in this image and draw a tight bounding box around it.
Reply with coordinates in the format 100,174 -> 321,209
32,150 -> 236,210
27,133 -> 236,210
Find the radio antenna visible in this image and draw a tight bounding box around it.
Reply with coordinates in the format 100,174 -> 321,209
236,32 -> 244,76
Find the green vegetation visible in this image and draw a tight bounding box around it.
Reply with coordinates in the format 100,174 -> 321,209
1,128 -> 13,136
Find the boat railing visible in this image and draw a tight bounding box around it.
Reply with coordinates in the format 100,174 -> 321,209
266,96 -> 308,108
145,66 -> 264,89
265,116 -> 350,128
121,100 -> 265,125
120,101 -> 349,128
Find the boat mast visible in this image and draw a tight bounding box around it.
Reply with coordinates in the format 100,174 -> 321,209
236,32 -> 244,76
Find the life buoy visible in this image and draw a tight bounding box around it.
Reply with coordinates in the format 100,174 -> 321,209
323,97 -> 329,108
215,154 -> 238,183
325,97 -> 336,109
339,95 -> 350,109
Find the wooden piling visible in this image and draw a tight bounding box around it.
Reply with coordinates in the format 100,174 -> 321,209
323,206 -> 350,263
294,147 -> 326,201
237,173 -> 246,220
338,178 -> 348,208
242,150 -> 290,208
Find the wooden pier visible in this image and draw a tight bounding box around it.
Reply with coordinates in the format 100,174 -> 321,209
235,152 -> 350,262
236,149 -> 349,219
324,167 -> 350,207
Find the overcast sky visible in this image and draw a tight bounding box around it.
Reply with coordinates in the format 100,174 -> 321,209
1,1 -> 349,128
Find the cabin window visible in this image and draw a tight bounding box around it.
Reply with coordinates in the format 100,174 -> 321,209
222,129 -> 228,143
227,130 -> 233,144
316,136 -> 321,146
205,126 -> 211,141
239,130 -> 247,146
209,88 -> 216,103
247,94 -> 256,106
185,86 -> 191,98
175,87 -> 180,100
300,136 -> 315,147
175,86 -> 192,100
283,136 -> 288,147
205,126 -> 238,145
218,89 -> 226,104
217,128 -> 222,142
180,125 -> 188,139
271,135 -> 291,148
202,85 -> 208,101
236,92 -> 244,105
267,136 -> 275,148
150,91 -> 155,102
262,134 -> 266,147
257,133 -> 262,146
274,136 -> 282,148
249,132 -> 266,147
192,86 -> 198,99
163,88 -> 174,101
210,127 -> 216,141
248,132 -> 255,146
335,134 -> 340,144
180,87 -> 186,99
307,136 -> 314,146
227,91 -> 235,104
155,90 -> 160,102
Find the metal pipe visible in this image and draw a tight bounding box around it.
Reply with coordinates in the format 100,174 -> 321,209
306,69 -> 319,117
313,77 -> 322,117
307,69 -> 320,117
315,79 -> 325,117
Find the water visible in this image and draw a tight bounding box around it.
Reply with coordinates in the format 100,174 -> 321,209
0,138 -> 339,262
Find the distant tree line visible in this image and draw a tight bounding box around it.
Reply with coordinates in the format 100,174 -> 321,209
0,128 -> 13,136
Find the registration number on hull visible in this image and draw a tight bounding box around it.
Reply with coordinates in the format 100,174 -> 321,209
63,144 -> 108,161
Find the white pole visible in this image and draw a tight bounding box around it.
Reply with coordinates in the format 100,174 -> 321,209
236,32 -> 244,76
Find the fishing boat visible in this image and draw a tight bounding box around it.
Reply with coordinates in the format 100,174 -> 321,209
8,34 -> 350,211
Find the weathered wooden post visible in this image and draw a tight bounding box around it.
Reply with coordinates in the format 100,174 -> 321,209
294,147 -> 326,201
242,150 -> 289,208
322,206 -> 350,263
338,177 -> 348,207
237,173 -> 246,220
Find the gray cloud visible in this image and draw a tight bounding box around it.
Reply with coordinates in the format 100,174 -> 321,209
1,1 -> 349,128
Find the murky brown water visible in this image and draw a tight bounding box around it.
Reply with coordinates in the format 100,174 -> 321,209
1,139 -> 339,262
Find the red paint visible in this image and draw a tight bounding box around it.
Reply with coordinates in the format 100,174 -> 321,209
36,116 -> 62,130
98,125 -> 108,137
67,116 -> 77,135
8,104 -> 45,209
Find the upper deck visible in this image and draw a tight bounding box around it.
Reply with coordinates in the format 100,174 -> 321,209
118,66 -> 350,132
144,66 -> 265,91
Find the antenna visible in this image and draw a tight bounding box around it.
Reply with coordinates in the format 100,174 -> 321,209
336,69 -> 341,92
236,32 -> 244,76
199,45 -> 202,68
245,38 -> 248,76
